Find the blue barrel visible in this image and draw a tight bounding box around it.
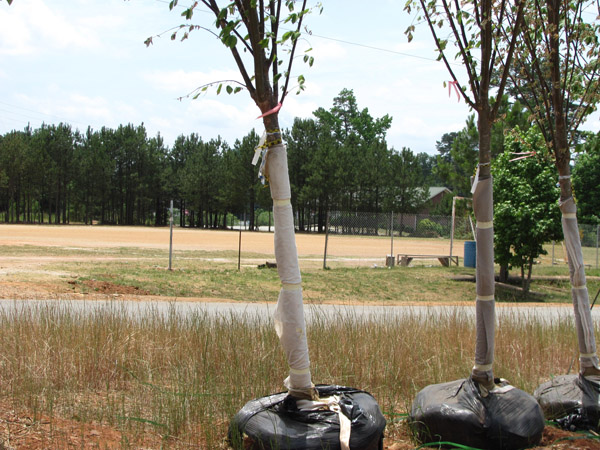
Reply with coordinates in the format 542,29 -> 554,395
464,241 -> 476,267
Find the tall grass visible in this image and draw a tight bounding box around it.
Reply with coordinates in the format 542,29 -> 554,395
0,301 -> 587,448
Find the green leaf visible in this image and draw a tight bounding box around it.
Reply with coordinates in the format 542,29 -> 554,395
217,84 -> 223,95
226,85 -> 233,94
234,87 -> 242,94
223,34 -> 237,48
169,0 -> 178,11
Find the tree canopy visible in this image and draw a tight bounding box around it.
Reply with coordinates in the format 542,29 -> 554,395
493,126 -> 562,291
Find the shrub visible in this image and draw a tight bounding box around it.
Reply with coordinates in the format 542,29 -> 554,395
416,218 -> 444,237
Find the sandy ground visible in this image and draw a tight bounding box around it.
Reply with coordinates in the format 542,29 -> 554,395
0,223 -> 460,258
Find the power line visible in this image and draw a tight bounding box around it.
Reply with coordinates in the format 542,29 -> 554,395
152,0 -> 444,65
306,32 -> 441,64
0,100 -> 85,127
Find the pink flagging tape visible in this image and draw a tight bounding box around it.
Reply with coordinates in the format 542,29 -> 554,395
509,151 -> 536,162
257,102 -> 282,119
448,80 -> 460,102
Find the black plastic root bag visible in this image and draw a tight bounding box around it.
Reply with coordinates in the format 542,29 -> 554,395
534,374 -> 600,431
410,378 -> 544,450
228,385 -> 385,450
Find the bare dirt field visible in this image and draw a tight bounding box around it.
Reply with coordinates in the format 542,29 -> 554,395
0,223 -> 458,258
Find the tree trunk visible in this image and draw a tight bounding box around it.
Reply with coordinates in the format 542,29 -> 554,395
548,0 -> 599,375
262,110 -> 313,399
499,264 -> 509,283
471,91 -> 496,389
523,258 -> 533,295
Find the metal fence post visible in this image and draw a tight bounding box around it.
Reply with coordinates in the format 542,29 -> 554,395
596,224 -> 600,269
168,199 -> 173,271
390,211 -> 394,257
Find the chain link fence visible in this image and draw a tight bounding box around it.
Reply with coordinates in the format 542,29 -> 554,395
298,211 -> 474,240
549,222 -> 600,269
292,210 -> 599,269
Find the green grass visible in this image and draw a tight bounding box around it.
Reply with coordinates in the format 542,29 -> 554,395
4,243 -> 599,304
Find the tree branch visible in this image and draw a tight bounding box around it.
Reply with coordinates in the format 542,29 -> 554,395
491,0 -> 526,119
280,0 -> 308,105
202,0 -> 257,99
444,0 -> 480,103
419,0 -> 477,109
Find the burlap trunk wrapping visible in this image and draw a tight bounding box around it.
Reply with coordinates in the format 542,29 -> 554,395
471,177 -> 495,383
560,197 -> 598,370
267,143 -> 312,392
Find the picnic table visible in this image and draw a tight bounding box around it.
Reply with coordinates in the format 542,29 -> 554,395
397,254 -> 459,267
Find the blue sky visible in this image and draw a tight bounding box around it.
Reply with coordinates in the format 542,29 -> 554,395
1,0 -> 597,155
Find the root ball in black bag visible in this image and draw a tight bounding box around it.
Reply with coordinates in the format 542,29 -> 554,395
534,374 -> 600,431
410,378 -> 544,450
228,385 -> 385,450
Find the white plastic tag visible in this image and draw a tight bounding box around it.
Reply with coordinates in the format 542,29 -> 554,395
471,164 -> 480,195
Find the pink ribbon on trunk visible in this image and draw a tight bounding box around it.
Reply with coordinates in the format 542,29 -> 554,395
257,102 -> 282,119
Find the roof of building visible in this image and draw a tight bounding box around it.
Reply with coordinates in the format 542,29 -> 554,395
428,186 -> 452,199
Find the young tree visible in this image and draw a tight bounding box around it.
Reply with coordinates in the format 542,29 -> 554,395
504,0 -> 600,377
151,0 -> 319,399
493,127 -> 562,291
404,0 -> 526,390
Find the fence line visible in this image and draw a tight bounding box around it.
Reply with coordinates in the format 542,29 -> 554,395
289,211 -> 599,269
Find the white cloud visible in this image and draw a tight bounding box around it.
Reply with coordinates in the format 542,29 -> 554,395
0,0 -> 109,56
309,40 -> 348,62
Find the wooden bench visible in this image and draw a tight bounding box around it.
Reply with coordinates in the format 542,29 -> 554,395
397,254 -> 459,267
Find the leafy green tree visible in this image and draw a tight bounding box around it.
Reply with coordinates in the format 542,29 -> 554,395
385,147 -> 429,233
284,118 -> 320,231
221,130 -> 266,230
0,130 -> 26,222
181,137 -> 226,228
493,127 -> 562,291
434,115 -> 479,196
573,132 -> 600,224
170,133 -> 199,227
415,152 -> 439,186
312,89 -> 392,223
